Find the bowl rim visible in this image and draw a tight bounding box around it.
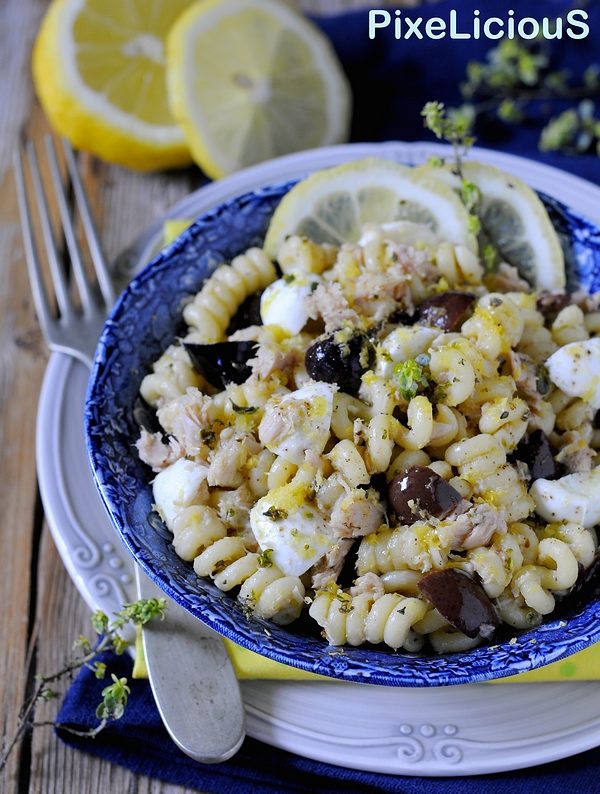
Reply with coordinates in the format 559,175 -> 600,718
85,170 -> 600,687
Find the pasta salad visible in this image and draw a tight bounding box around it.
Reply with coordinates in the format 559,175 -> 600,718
135,170 -> 600,656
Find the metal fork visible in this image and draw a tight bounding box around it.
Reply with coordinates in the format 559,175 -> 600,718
14,137 -> 115,369
13,137 -> 245,763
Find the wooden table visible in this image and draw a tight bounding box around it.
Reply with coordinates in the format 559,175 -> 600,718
1,0 -> 428,791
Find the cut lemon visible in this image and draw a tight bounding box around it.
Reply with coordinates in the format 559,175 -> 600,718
264,158 -> 477,260
33,0 -> 193,171
166,0 -> 351,180
417,161 -> 565,290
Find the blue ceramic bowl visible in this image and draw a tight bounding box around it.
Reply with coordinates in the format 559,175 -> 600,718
85,179 -> 600,686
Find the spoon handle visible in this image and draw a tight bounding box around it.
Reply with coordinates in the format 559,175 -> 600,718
136,566 -> 245,763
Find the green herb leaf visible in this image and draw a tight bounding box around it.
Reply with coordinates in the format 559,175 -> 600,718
231,401 -> 258,414
257,548 -> 274,568
393,359 -> 430,401
263,506 -> 288,520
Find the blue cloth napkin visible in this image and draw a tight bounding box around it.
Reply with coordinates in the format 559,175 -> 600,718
57,1 -> 600,790
56,650 -> 600,794
317,0 -> 600,185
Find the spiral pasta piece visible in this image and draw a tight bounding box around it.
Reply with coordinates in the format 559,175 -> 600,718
193,536 -> 305,625
140,344 -> 205,408
357,522 -> 449,575
445,434 -> 534,521
309,588 -> 428,650
183,248 -> 276,341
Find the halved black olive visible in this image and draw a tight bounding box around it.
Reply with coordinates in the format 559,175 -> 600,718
418,569 -> 500,639
536,291 -> 571,320
511,430 -> 558,482
305,330 -> 375,396
555,553 -> 600,614
133,395 -> 163,436
388,466 -> 462,524
418,292 -> 475,332
226,292 -> 263,335
184,341 -> 257,389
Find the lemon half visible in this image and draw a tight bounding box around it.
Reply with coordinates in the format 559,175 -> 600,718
166,0 -> 352,179
33,0 -> 193,170
264,158 -> 477,260
417,161 -> 565,290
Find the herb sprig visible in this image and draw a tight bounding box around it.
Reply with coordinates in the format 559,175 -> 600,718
431,35 -> 600,157
0,598 -> 167,774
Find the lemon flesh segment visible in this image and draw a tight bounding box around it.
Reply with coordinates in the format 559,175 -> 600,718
166,0 -> 351,180
417,161 -> 565,290
33,0 -> 193,170
264,158 -> 477,260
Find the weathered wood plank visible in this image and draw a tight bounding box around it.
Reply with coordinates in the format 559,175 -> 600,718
0,0 -> 52,791
28,529 -> 199,794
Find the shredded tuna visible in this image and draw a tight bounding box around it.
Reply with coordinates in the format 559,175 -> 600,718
228,325 -> 264,342
571,291 -> 600,313
349,572 -> 385,599
441,503 -> 508,551
212,484 -> 257,547
507,350 -> 542,410
207,429 -> 262,488
249,343 -> 298,379
258,398 -> 295,450
305,282 -> 360,333
135,429 -> 184,471
556,433 -> 595,473
157,388 -> 215,457
485,263 -> 531,293
330,488 -> 385,538
311,539 -> 354,590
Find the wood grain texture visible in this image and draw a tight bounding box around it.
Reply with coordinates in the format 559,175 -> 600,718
0,0 -> 389,792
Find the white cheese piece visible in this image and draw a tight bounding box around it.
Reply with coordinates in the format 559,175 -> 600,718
258,381 -> 336,464
530,467 -> 600,529
546,338 -> 600,410
152,458 -> 209,530
260,274 -> 321,334
250,485 -> 335,576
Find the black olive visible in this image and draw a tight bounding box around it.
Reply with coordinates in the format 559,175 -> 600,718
184,341 -> 257,389
133,395 -> 163,436
536,291 -> 571,320
387,308 -> 417,326
554,553 -> 600,619
388,466 -> 463,524
512,430 -> 559,481
418,569 -> 500,639
305,331 -> 375,396
226,292 -> 263,335
418,292 -> 476,332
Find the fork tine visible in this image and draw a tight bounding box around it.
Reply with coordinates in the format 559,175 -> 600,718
61,138 -> 115,307
44,135 -> 96,314
25,141 -> 73,319
13,147 -> 54,338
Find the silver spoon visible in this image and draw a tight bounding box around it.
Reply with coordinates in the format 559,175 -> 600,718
136,567 -> 246,763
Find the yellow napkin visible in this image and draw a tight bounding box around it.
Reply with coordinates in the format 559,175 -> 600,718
158,219 -> 599,684
221,639 -> 600,683
133,626 -> 599,682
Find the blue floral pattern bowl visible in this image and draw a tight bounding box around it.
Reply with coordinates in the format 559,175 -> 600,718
85,179 -> 600,687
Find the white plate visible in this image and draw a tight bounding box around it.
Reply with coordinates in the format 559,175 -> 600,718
37,141 -> 600,777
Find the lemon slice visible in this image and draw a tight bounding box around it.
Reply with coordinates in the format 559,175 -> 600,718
264,158 -> 477,260
417,161 -> 565,290
166,0 -> 351,180
33,0 -> 193,170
